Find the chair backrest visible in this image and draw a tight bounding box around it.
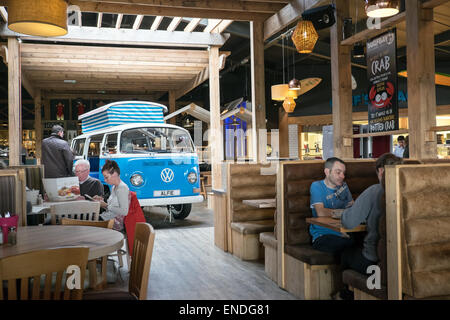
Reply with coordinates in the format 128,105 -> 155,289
61,217 -> 114,229
8,165 -> 45,195
124,191 -> 146,255
0,247 -> 89,300
50,201 -> 101,225
129,222 -> 155,300
0,169 -> 25,226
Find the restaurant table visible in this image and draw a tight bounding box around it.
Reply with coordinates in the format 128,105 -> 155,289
0,225 -> 124,261
242,198 -> 276,208
306,217 -> 366,233
31,199 -> 94,215
0,225 -> 124,290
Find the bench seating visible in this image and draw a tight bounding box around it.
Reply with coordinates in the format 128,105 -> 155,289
227,163 -> 276,260
281,160 -> 379,299
259,231 -> 277,282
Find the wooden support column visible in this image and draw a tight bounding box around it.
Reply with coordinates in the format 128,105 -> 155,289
35,90 -> 42,161
250,20 -> 267,163
330,0 -> 353,159
44,97 -> 51,120
209,46 -> 223,189
406,0 -> 437,159
8,37 -> 21,166
168,90 -> 176,125
278,107 -> 289,158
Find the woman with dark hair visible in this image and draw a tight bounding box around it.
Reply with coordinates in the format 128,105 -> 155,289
93,160 -> 129,230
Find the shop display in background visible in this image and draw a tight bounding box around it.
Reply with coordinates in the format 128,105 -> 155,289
301,128 -> 323,160
437,132 -> 450,159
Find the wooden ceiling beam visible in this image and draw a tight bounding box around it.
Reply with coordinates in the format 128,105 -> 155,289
184,18 -> 202,32
263,0 -> 327,40
97,12 -> 103,28
25,72 -> 194,81
69,0 -> 284,14
115,13 -> 123,28
67,1 -> 269,21
150,15 -> 164,30
133,14 -> 144,29
0,24 -> 230,48
22,65 -> 203,74
167,17 -> 182,31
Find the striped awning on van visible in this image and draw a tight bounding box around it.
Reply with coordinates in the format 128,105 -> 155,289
79,101 -> 168,133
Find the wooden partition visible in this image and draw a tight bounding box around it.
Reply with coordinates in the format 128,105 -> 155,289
0,169 -> 26,226
385,163 -> 450,300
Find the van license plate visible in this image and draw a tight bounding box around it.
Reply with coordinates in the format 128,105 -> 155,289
154,190 -> 180,197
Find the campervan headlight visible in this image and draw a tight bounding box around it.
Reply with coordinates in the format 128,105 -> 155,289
130,174 -> 144,187
187,172 -> 197,184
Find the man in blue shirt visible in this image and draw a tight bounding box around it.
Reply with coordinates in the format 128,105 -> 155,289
310,157 -> 354,255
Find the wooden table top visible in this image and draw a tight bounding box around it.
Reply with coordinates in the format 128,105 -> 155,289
30,199 -> 93,215
306,217 -> 367,233
0,225 -> 124,261
242,198 -> 276,208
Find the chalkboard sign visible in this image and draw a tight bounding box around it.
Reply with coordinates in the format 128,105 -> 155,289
366,29 -> 399,133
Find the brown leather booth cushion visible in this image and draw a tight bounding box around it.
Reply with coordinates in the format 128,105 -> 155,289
285,244 -> 338,265
231,220 -> 275,235
342,269 -> 387,300
260,232 -> 277,248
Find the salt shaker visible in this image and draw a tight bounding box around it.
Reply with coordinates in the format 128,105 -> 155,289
8,227 -> 17,245
0,228 -> 3,245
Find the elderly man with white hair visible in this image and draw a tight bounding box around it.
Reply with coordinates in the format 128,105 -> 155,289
74,159 -> 104,199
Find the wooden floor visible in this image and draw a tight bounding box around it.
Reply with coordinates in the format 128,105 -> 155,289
108,223 -> 296,300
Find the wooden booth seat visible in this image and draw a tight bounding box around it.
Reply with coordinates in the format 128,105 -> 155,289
227,163 -> 276,261
386,164 -> 450,300
281,160 -> 379,299
259,231 -> 277,282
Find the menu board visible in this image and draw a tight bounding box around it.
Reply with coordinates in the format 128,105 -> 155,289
366,29 -> 399,133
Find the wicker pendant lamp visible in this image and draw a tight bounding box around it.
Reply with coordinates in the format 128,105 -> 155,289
365,0 -> 399,18
291,20 -> 319,54
8,0 -> 68,37
282,96 -> 296,113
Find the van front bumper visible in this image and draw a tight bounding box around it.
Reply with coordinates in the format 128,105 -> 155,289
138,195 -> 204,206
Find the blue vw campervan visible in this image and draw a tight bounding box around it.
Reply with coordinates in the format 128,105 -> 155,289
71,101 -> 203,219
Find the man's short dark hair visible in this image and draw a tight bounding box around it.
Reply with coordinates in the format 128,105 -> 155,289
324,157 -> 345,170
397,135 -> 405,142
51,125 -> 64,134
375,153 -> 403,172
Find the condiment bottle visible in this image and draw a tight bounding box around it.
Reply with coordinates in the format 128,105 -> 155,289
0,229 -> 3,245
8,227 -> 17,245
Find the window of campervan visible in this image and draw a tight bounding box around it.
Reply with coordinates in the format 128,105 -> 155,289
120,127 -> 194,154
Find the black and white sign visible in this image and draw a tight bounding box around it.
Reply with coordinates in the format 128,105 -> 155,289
366,29 -> 399,133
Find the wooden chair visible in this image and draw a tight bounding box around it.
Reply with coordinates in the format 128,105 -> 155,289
50,201 -> 100,225
61,218 -> 114,291
0,247 -> 89,300
83,222 -> 156,300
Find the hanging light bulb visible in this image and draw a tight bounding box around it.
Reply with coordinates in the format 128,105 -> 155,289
288,78 -> 301,91
282,97 -> 296,113
365,0 -> 399,18
291,20 -> 319,54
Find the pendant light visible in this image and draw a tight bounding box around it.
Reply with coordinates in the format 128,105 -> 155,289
282,97 -> 296,113
365,0 -> 399,18
289,38 -> 301,91
291,20 -> 319,54
8,0 -> 68,37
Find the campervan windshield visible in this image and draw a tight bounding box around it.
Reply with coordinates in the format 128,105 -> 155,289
120,127 -> 194,154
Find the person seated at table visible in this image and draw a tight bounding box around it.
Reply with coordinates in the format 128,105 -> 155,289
92,160 -> 129,231
74,159 -> 104,199
337,153 -> 402,275
309,157 -> 355,255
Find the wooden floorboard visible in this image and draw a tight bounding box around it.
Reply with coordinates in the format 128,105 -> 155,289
146,227 -> 297,300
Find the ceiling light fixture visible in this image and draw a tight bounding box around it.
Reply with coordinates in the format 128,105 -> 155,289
291,20 -> 319,54
365,0 -> 400,18
8,0 -> 68,37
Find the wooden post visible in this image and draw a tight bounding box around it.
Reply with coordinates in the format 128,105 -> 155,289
406,0 -> 437,160
330,0 -> 353,159
209,46 -> 223,189
35,90 -> 42,161
250,20 -> 267,163
168,90 -> 176,125
279,107 -> 289,158
44,97 -> 51,120
8,37 -> 21,166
